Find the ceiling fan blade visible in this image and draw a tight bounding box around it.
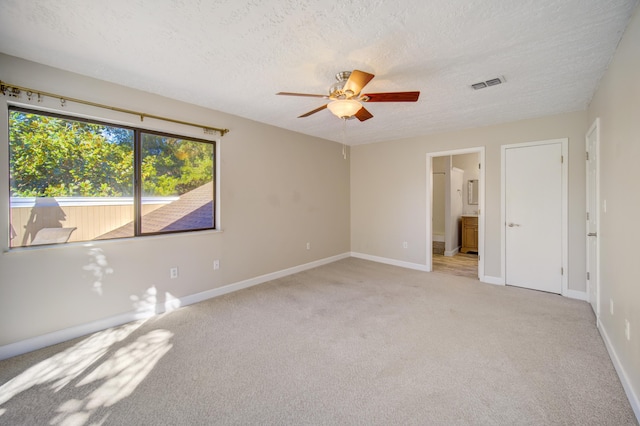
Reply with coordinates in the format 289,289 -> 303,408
362,91 -> 420,102
344,70 -> 375,96
298,104 -> 328,118
355,106 -> 373,122
277,92 -> 329,98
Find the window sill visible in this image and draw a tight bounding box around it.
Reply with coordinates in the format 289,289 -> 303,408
3,228 -> 224,255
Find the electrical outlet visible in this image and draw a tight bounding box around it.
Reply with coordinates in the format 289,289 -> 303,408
403,241 -> 408,249
170,267 -> 178,279
610,299 -> 614,315
306,242 -> 311,250
213,260 -> 220,270
625,320 -> 631,341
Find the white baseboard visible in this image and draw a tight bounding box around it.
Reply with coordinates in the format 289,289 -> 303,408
178,253 -> 351,308
481,275 -> 505,285
0,252 -> 351,361
444,246 -> 460,257
598,318 -> 640,422
479,276 -> 588,300
564,289 -> 588,301
350,252 -> 431,272
0,310 -> 153,361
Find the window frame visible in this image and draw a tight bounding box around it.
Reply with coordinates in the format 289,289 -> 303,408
8,106 -> 217,247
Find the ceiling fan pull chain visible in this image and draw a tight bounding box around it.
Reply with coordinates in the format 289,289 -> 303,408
341,117 -> 347,160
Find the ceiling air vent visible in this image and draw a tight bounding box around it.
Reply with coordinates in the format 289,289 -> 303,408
471,76 -> 505,90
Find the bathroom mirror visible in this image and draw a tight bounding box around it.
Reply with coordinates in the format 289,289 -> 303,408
468,179 -> 478,205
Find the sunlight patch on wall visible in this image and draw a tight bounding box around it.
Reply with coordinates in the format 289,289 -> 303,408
130,287 -> 158,318
130,287 -> 182,317
164,292 -> 181,313
82,246 -> 114,296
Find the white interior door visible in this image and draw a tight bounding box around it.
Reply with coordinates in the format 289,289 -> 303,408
586,121 -> 600,316
505,143 -> 564,293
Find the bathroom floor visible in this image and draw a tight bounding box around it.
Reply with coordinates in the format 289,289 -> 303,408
432,252 -> 478,279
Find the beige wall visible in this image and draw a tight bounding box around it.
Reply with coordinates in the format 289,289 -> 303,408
351,111 -> 588,287
0,54 -> 350,347
588,5 -> 640,411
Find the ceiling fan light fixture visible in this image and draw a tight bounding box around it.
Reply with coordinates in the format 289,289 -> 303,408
327,99 -> 362,118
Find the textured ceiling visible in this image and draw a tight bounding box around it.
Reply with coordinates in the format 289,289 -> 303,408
0,0 -> 638,145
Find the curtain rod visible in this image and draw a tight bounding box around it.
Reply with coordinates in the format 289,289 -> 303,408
0,81 -> 230,136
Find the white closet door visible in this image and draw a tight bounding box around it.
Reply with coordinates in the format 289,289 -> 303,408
505,143 -> 563,294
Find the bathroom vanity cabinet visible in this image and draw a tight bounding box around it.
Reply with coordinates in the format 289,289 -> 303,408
461,215 -> 478,254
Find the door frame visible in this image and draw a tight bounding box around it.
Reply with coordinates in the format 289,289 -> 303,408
426,147 -> 485,279
501,138 -> 568,295
586,118 -> 600,317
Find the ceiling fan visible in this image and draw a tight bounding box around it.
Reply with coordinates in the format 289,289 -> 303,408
276,70 -> 420,122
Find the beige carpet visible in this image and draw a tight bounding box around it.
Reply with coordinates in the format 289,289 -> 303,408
0,258 -> 636,425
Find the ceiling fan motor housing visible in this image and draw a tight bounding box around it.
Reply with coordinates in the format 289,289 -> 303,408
329,71 -> 354,99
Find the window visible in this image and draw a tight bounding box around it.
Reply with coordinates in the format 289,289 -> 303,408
9,107 -> 215,248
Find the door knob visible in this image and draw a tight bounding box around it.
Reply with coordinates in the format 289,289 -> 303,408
508,223 -> 520,227
587,232 -> 598,237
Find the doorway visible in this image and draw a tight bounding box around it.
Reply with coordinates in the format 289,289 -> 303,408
501,139 -> 568,294
427,148 -> 485,279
